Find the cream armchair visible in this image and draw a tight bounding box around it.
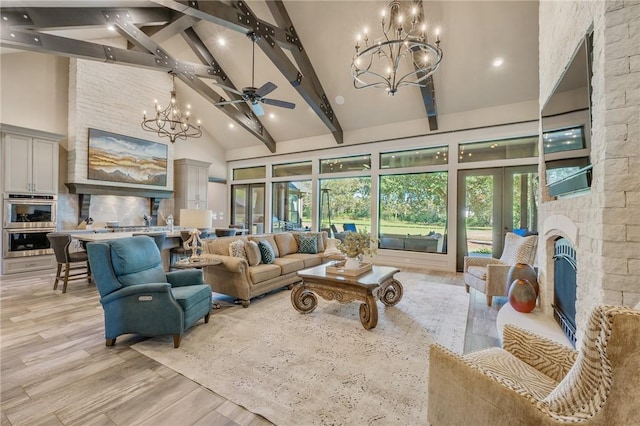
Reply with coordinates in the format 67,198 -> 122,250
464,232 -> 537,306
428,305 -> 640,425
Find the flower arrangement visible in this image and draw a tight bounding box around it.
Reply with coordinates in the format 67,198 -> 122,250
338,230 -> 377,259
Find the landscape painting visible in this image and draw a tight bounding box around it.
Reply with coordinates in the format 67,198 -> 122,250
88,129 -> 168,186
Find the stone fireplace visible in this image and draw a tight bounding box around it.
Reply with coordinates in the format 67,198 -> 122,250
552,237 -> 577,346
537,1 -> 640,340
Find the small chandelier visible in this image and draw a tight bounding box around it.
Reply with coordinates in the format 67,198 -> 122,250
351,1 -> 443,96
142,73 -> 202,143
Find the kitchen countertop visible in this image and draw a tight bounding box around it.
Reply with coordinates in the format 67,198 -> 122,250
69,230 -> 184,241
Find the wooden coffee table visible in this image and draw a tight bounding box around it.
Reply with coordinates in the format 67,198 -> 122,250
292,264 -> 403,330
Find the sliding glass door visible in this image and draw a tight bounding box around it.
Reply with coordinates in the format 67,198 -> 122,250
231,183 -> 265,234
456,166 -> 538,270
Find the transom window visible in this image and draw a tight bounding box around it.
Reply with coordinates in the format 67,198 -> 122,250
380,146 -> 448,169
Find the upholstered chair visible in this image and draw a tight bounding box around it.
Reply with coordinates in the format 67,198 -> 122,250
87,236 -> 212,348
428,305 -> 640,425
464,232 -> 537,306
47,232 -> 91,293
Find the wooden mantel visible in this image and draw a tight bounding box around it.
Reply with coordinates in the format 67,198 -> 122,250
65,183 -> 173,199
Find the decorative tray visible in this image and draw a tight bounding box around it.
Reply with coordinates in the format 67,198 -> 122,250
326,262 -> 372,276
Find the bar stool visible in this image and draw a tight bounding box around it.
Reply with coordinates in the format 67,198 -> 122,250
215,228 -> 237,237
169,231 -> 193,269
47,232 -> 91,293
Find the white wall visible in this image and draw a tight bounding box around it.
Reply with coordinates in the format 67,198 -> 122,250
0,52 -> 69,138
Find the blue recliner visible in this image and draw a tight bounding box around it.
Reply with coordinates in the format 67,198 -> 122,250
87,236 -> 212,348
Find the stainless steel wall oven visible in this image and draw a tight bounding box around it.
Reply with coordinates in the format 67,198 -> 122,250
2,194 -> 57,259
4,194 -> 56,228
3,228 -> 55,258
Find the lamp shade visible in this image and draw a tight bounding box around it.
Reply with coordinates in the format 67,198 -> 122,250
180,209 -> 212,229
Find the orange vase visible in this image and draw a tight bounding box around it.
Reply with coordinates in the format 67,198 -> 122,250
508,278 -> 537,313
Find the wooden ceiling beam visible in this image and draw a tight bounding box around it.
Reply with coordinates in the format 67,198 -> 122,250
154,0 -> 343,145
0,7 -> 171,30
406,0 -> 439,131
0,5 -> 278,152
112,15 -> 277,152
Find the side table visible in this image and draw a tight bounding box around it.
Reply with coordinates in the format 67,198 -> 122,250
171,257 -> 222,269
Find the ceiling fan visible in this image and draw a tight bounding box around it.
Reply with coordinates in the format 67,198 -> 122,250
213,32 -> 295,117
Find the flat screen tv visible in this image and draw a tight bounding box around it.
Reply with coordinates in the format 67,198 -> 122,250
541,32 -> 594,197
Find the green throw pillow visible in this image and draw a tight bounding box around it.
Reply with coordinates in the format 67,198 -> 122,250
298,234 -> 318,254
258,240 -> 275,264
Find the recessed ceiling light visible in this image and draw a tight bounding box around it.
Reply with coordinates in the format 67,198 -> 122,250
218,37 -> 226,46
268,113 -> 276,119
228,123 -> 235,129
107,25 -> 116,31
492,57 -> 504,68
335,95 -> 345,105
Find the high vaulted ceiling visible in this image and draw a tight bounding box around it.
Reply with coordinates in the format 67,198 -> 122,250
0,1 -> 539,153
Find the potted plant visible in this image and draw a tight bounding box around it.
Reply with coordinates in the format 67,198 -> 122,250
338,230 -> 377,269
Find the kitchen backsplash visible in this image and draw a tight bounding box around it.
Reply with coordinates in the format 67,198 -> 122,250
58,194 -> 174,229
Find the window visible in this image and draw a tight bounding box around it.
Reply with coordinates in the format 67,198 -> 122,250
272,161 -> 312,177
380,146 -> 448,168
458,136 -> 538,163
320,155 -> 371,173
319,177 -> 371,234
233,166 -> 266,180
272,180 -> 312,232
378,172 -> 448,253
542,126 -> 585,154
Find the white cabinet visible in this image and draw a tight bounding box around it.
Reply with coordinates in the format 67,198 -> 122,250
174,158 -> 211,225
3,131 -> 59,195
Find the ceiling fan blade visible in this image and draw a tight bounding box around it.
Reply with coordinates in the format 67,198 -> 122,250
255,81 -> 277,97
211,82 -> 244,97
214,99 -> 245,106
251,102 -> 265,116
262,98 -> 296,109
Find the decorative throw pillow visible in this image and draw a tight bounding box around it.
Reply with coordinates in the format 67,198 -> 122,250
228,239 -> 247,260
258,239 -> 275,264
500,232 -> 537,265
293,232 -> 325,253
249,235 -> 280,257
245,240 -> 261,266
298,234 -> 318,254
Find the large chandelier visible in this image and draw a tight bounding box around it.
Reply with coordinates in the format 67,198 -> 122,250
351,1 -> 443,96
142,73 -> 202,143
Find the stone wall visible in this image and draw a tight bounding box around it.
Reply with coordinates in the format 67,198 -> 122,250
67,57 -> 173,187
538,0 -> 640,334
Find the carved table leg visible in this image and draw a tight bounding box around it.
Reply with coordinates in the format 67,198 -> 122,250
359,294 -> 379,330
291,283 -> 318,314
378,278 -> 404,307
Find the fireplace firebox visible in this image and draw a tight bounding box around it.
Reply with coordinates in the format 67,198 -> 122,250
553,237 -> 577,347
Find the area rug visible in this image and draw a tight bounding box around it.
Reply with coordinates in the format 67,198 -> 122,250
132,271 -> 469,425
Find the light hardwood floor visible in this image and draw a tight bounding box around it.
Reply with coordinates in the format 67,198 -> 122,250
1,269 -> 499,425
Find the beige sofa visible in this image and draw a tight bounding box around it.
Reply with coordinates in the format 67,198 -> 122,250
201,231 -> 341,307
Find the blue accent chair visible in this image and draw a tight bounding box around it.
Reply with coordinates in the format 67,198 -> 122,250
343,223 -> 357,232
87,236 -> 212,348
